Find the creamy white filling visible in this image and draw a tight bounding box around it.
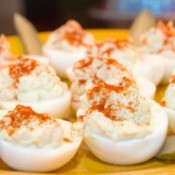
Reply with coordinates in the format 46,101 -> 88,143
45,37 -> 89,53
160,49 -> 175,58
0,121 -> 64,148
84,104 -> 152,141
0,64 -> 67,102
82,75 -> 153,141
73,62 -> 130,84
0,35 -> 11,62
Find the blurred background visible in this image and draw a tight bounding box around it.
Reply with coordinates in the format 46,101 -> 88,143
0,0 -> 175,35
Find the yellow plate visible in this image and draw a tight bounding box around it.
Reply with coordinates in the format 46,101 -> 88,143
1,29 -> 172,175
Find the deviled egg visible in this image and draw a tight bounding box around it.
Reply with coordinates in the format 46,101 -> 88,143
0,56 -> 70,118
0,105 -> 82,172
139,21 -> 175,84
43,20 -> 95,78
78,80 -> 167,165
67,56 -> 156,112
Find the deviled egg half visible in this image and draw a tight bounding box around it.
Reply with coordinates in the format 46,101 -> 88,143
43,20 -> 95,78
0,105 -> 82,172
67,56 -> 156,112
0,56 -> 70,118
77,78 -> 167,165
90,38 -> 164,86
139,21 -> 175,84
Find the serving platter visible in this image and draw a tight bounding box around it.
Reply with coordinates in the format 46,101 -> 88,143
1,29 -> 173,175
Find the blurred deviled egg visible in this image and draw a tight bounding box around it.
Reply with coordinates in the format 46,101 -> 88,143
132,54 -> 165,86
67,56 -> 156,112
0,56 -> 70,118
139,21 -> 175,84
43,20 -> 95,78
90,38 -> 163,86
0,105 -> 82,172
78,79 -> 167,165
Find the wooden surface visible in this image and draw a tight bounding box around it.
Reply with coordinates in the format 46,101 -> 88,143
1,29 -> 173,175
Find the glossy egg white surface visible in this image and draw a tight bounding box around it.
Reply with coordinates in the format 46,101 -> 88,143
0,119 -> 82,172
83,102 -> 167,165
0,91 -> 71,119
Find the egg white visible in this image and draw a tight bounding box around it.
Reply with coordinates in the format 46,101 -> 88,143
0,119 -> 82,172
0,110 -> 8,119
134,75 -> 156,99
0,91 -> 71,119
43,46 -> 86,78
132,54 -> 165,86
66,66 -> 77,82
83,102 -> 167,165
23,55 -> 50,65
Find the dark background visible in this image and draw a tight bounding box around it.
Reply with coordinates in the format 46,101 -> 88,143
0,0 -> 175,35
